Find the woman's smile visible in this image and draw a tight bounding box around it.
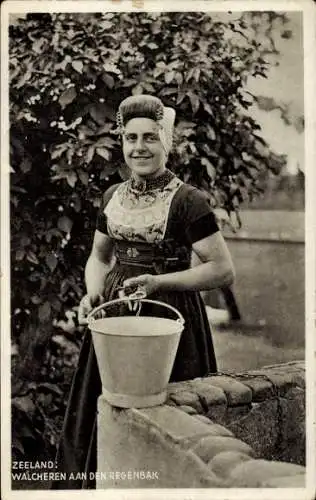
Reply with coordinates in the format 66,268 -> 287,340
131,155 -> 153,159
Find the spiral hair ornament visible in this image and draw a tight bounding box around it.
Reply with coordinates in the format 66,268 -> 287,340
115,110 -> 125,134
155,106 -> 164,121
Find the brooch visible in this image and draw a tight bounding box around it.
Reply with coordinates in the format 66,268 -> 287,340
126,247 -> 140,258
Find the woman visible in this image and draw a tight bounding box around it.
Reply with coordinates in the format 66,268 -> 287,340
53,95 -> 235,489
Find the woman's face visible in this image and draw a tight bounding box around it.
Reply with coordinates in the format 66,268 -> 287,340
122,118 -> 166,178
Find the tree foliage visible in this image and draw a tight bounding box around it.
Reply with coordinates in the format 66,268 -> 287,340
9,11 -> 286,458
9,11 -> 285,333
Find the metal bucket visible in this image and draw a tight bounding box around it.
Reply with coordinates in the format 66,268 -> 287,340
87,297 -> 184,408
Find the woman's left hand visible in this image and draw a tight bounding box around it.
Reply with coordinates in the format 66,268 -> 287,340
123,274 -> 160,297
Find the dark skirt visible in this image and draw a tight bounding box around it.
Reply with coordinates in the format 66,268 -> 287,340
51,262 -> 217,489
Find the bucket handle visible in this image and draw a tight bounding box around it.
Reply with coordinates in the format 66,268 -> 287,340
87,298 -> 185,326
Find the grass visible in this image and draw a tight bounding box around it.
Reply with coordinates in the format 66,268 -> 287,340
212,322 -> 304,373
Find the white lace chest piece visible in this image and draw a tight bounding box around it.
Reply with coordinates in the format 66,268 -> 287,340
104,177 -> 183,243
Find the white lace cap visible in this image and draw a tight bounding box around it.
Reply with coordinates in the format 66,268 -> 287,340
159,106 -> 176,155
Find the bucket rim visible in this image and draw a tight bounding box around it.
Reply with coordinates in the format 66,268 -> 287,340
89,316 -> 184,337
87,297 -> 185,326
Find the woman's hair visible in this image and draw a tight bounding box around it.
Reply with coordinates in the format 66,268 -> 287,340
118,95 -> 164,127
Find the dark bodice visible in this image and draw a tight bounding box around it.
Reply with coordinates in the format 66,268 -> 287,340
96,170 -> 219,272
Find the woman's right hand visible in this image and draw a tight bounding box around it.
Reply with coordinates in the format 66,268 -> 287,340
78,294 -> 104,325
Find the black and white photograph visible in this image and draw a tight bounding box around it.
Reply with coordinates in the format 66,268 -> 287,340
1,0 -> 315,498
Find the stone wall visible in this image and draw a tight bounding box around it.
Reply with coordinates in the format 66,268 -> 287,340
96,361 -> 305,488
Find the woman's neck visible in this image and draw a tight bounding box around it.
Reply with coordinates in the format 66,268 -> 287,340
129,168 -> 174,193
132,166 -> 166,182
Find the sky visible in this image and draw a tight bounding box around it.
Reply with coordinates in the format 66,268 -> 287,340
247,12 -> 304,173
210,11 -> 305,173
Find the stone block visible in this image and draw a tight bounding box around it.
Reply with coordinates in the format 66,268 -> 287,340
227,399 -> 279,459
165,400 -> 177,407
193,414 -> 214,425
260,474 -> 305,487
259,371 -> 297,396
228,459 -> 305,487
204,376 -> 252,406
167,381 -> 193,393
236,377 -> 274,402
206,403 -> 227,423
191,376 -> 205,383
178,404 -> 198,415
192,417 -> 234,438
191,436 -> 254,464
97,399 -> 223,488
136,405 -> 211,447
208,451 -> 253,478
190,380 -> 227,409
208,424 -> 234,438
168,390 -> 203,413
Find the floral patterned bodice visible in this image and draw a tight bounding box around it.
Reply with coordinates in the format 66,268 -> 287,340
104,173 -> 183,244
